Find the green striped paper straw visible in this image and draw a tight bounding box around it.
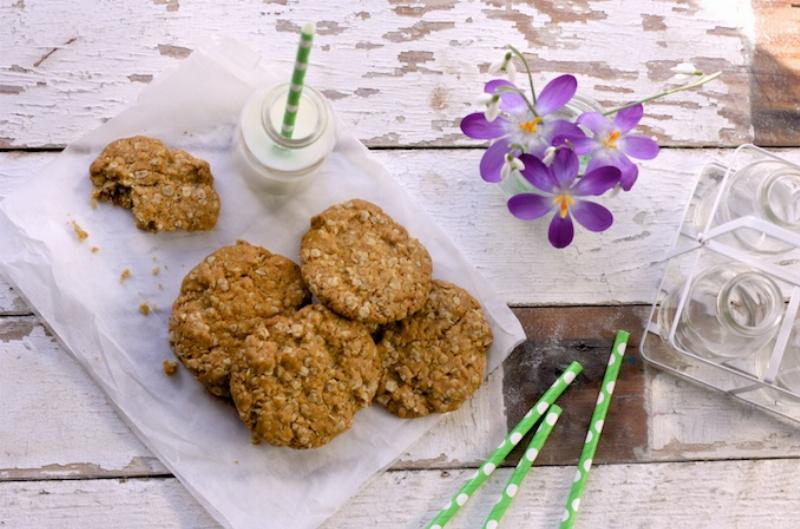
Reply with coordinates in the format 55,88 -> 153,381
424,361 -> 583,529
481,405 -> 562,529
558,330 -> 630,529
280,22 -> 315,138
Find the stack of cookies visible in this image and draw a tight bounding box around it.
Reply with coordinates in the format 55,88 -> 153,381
169,199 -> 493,449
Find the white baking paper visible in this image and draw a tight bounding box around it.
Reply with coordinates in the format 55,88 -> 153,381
0,38 -> 525,529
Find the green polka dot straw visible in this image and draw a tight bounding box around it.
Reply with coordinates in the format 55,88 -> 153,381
558,330 -> 630,529
280,22 -> 314,138
424,361 -> 583,529
480,405 -> 562,529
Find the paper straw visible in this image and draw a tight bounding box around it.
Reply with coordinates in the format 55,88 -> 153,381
280,22 -> 314,138
558,330 -> 630,529
424,361 -> 583,529
481,405 -> 562,529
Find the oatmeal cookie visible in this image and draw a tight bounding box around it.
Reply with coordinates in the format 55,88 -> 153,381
90,136 -> 220,231
375,280 -> 493,418
230,305 -> 380,449
169,241 -> 309,398
300,199 -> 432,324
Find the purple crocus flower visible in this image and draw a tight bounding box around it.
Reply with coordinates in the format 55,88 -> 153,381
568,104 -> 659,191
460,75 -> 584,183
507,149 -> 621,248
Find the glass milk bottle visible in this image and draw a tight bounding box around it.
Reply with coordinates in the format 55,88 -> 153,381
660,264 -> 784,360
722,159 -> 800,253
234,83 -> 336,194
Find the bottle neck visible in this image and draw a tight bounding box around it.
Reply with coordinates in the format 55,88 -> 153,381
260,83 -> 328,150
716,271 -> 783,336
757,169 -> 800,228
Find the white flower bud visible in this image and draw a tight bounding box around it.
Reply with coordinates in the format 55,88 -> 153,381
501,154 -> 524,180
484,95 -> 501,122
542,146 -> 557,165
489,52 -> 516,81
475,93 -> 494,106
671,62 -> 701,81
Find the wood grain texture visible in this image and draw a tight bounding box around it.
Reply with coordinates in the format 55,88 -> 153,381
5,306 -> 800,483
6,147 -> 800,310
751,0 -> 800,145
4,459 -> 800,529
502,305 -> 647,466
0,0 -> 753,149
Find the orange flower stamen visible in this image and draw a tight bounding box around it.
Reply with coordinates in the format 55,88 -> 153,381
518,116 -> 543,134
553,193 -> 575,219
603,129 -> 622,149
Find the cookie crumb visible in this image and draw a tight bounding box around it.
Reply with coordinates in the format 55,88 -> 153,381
90,246 -> 100,254
90,197 -> 98,209
163,360 -> 178,376
152,266 -> 160,276
158,283 -> 164,291
139,303 -> 150,316
120,268 -> 132,283
71,221 -> 89,242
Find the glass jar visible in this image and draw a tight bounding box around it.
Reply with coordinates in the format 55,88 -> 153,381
498,96 -> 602,198
234,83 -> 336,194
721,159 -> 800,253
660,264 -> 784,359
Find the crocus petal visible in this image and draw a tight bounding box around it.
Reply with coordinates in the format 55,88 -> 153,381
518,153 -> 555,192
614,104 -> 643,133
548,213 -> 575,248
460,112 -> 508,140
558,135 -> 597,155
535,74 -> 577,115
479,139 -> 511,183
587,151 -> 638,191
545,119 -> 585,145
508,193 -> 553,220
618,157 -> 639,191
571,200 -> 614,232
577,112 -> 613,136
485,79 -> 526,111
571,165 -> 621,196
551,148 -> 579,189
620,134 -> 659,160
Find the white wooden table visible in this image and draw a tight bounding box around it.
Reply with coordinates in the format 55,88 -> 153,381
2,1 -> 800,527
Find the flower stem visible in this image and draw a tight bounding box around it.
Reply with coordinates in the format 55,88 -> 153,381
494,85 -> 538,116
602,71 -> 722,116
506,44 -> 537,105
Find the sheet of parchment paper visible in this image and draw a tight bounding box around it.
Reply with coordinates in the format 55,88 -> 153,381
0,38 -> 525,529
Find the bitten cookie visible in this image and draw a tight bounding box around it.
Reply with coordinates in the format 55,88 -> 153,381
230,305 -> 381,449
90,136 -> 220,231
169,241 -> 309,398
375,279 -> 493,418
300,199 -> 432,324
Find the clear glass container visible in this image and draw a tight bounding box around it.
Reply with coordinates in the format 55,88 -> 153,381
721,159 -> 800,253
499,96 -> 601,198
234,83 -> 336,194
660,263 -> 783,359
778,331 -> 800,395
642,146 -> 800,425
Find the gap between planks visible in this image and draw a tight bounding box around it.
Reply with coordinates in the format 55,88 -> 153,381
4,459 -> 800,529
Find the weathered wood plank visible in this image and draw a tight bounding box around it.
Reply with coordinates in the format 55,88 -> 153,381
751,1 -> 800,145
0,0 -> 753,148
4,459 -> 800,529
5,305 -> 800,482
6,147 -> 800,311
502,305 -> 648,466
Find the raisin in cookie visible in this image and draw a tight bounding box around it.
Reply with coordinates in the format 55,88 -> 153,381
375,280 -> 493,418
90,136 -> 220,231
169,241 -> 309,398
230,305 -> 380,449
300,199 -> 432,324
